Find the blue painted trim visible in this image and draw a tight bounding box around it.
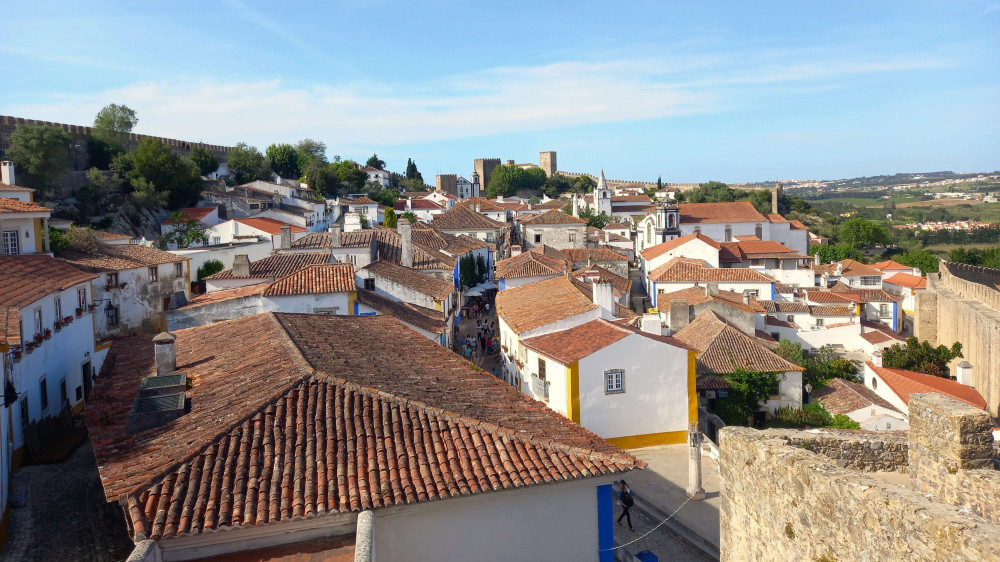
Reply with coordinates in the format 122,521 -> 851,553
499,278 -> 506,291
651,283 -> 656,308
439,332 -> 445,346
353,302 -> 358,315
770,281 -> 775,300
597,484 -> 614,562
892,301 -> 898,332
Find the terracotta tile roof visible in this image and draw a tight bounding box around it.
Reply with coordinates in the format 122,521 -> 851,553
87,314 -> 638,539
162,207 -> 216,224
177,283 -> 269,309
611,195 -> 652,203
58,244 -> 186,272
0,197 -> 50,214
206,252 -> 331,281
883,272 -> 927,290
496,251 -> 566,279
812,378 -> 901,415
430,203 -> 506,230
350,196 -> 378,205
361,260 -> 453,300
734,235 -> 760,241
788,219 -> 808,230
830,283 -> 902,303
262,263 -> 356,296
766,213 -> 787,223
393,198 -> 443,211
719,240 -> 802,262
678,202 -> 766,224
764,317 -> 799,329
696,374 -> 730,390
609,204 -> 655,214
531,199 -> 568,210
94,231 -> 135,241
0,255 -> 98,345
867,362 -> 987,410
640,233 -> 720,260
672,311 -> 803,375
410,222 -> 489,255
655,286 -> 766,313
572,265 -> 632,295
871,259 -> 911,271
496,276 -> 598,334
755,330 -> 777,343
603,223 -> 630,230
803,290 -> 859,304
812,259 -> 882,277
355,288 -> 447,334
648,257 -> 775,283
522,318 -> 691,364
519,209 -> 586,225
759,301 -> 809,314
233,217 -> 307,236
0,183 -> 34,192
615,302 -> 637,319
773,283 -> 797,294
809,305 -> 854,316
561,248 -> 629,264
860,331 -> 895,344
288,232 -> 332,250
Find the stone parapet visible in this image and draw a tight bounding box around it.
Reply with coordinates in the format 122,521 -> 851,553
766,428 -> 908,472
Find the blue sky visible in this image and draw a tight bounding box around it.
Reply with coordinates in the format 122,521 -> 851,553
1,1 -> 998,183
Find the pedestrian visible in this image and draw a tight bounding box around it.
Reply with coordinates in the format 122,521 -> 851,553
617,480 -> 634,532
485,302 -> 490,314
464,345 -> 472,360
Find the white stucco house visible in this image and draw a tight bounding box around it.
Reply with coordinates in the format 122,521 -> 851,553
203,217 -> 309,250
1,185 -> 52,256
811,378 -> 907,431
495,248 -> 568,290
863,356 -> 987,423
519,209 -> 587,251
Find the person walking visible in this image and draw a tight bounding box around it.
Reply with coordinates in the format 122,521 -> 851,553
617,480 -> 634,532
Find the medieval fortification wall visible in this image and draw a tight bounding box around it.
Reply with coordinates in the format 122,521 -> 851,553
916,261 -> 1000,416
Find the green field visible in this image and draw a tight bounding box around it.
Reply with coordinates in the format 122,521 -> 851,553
923,242 -> 1000,255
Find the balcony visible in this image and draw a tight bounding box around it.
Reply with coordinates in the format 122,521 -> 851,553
528,374 -> 550,401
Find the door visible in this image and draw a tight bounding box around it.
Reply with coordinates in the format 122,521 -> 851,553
82,361 -> 92,402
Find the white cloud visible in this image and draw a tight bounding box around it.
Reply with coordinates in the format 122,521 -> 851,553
5,50 -> 954,150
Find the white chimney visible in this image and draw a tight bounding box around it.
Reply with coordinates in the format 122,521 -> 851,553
233,254 -> 251,278
592,280 -> 615,319
399,221 -> 414,268
743,292 -> 751,306
641,313 -> 661,335
406,197 -> 412,211
814,253 -> 821,266
955,361 -> 973,385
280,225 -> 292,250
871,350 -> 883,367
835,262 -> 843,276
153,332 -> 177,376
330,223 -> 342,248
572,194 -> 580,218
1,161 -> 15,186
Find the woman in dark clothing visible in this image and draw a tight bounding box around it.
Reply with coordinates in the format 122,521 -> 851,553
617,480 -> 634,531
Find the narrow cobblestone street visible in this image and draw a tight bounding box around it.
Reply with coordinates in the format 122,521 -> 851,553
1,439 -> 133,562
612,504 -> 715,562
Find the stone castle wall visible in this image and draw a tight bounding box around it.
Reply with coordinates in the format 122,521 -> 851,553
917,261 -> 1000,416
765,428 -> 909,472
720,394 -> 1000,561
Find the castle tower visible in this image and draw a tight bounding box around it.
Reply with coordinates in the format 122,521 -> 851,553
772,182 -> 783,214
473,158 -> 501,191
539,151 -> 557,177
596,170 -> 613,216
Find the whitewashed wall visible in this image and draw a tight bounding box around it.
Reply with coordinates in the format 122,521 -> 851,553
170,240 -> 274,276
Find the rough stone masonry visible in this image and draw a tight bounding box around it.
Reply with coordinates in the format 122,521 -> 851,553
720,393 -> 1000,561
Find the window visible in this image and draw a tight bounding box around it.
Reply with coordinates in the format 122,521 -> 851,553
755,223 -> 763,239
770,332 -> 780,340
786,314 -> 795,323
39,378 -> 48,411
2,230 -> 18,255
534,234 -> 541,243
60,378 -> 67,405
861,276 -> 880,286
106,305 -> 120,328
364,278 -> 375,290
314,307 -> 340,315
249,203 -> 260,210
750,259 -> 764,267
667,214 -> 676,228
568,232 -> 576,243
769,378 -> 780,398
538,359 -> 546,381
78,288 -> 87,308
815,318 -> 824,327
694,227 -> 701,234
745,290 -> 760,298
724,225 -> 732,242
871,377 -> 878,390
646,223 -> 652,244
33,307 -> 42,336
148,266 -> 158,282
879,304 -> 890,317
175,263 -> 183,276
886,421 -> 891,430
54,297 -> 62,321
106,272 -> 118,288
212,236 -> 222,245
605,370 -> 625,394
19,397 -> 28,431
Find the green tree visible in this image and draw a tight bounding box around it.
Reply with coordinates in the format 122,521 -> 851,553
294,139 -> 327,169
459,255 -> 477,288
114,138 -> 203,208
302,160 -> 339,195
839,217 -> 891,248
401,211 -> 417,223
405,158 -> 423,182
383,207 -> 398,228
656,176 -> 663,190
366,154 -> 386,169
334,160 -> 366,191
160,211 -> 209,248
808,243 -> 865,263
189,146 -> 219,176
3,123 -> 73,194
127,177 -> 169,210
895,249 -> 938,274
228,142 -> 267,184
882,337 -> 963,378
265,143 -> 300,179
48,226 -> 70,254
86,136 -> 122,170
570,175 -> 596,194
719,366 -> 782,426
578,206 -> 614,229
475,253 -> 489,284
523,167 -> 547,191
92,104 -> 138,149
485,164 -> 543,197
542,173 -> 572,197
197,259 -> 224,281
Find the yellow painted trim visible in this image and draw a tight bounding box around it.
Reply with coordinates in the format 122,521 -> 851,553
90,279 -> 99,349
72,401 -> 84,415
607,430 -> 687,449
687,349 -> 697,423
347,290 -> 357,315
33,218 -> 43,253
434,300 -> 442,312
567,361 -> 580,424
94,341 -> 112,352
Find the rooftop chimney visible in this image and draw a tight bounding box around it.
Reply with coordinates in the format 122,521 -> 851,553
592,280 -> 615,319
669,300 -> 690,332
743,292 -> 751,306
572,194 -> 580,218
1,161 -> 15,186
153,332 -> 177,376
955,361 -> 973,385
280,225 -> 292,250
814,253 -> 821,266
399,221 -> 414,268
233,254 -> 251,278
330,223 -> 342,248
871,350 -> 883,367
641,313 -> 661,335
835,262 -> 843,276
406,197 -> 412,211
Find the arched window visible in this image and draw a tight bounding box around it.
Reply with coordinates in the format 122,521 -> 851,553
646,222 -> 652,244
755,223 -> 763,239
667,213 -> 675,228
725,225 -> 732,242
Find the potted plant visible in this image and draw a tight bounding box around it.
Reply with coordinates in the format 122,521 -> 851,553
64,315 -> 73,324
33,333 -> 43,345
25,342 -> 34,354
43,328 -> 52,340
54,320 -> 63,332
75,307 -> 83,317
13,349 -> 22,360
88,303 -> 97,312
